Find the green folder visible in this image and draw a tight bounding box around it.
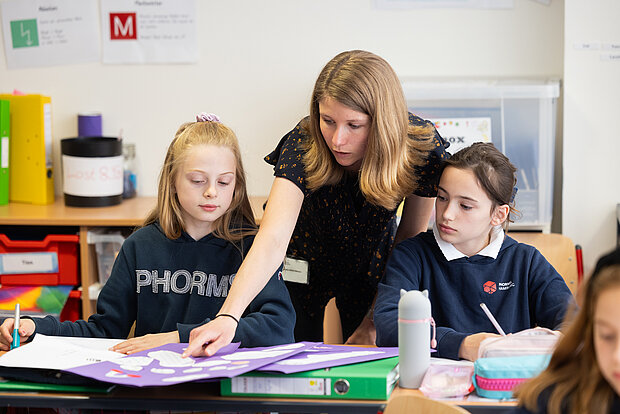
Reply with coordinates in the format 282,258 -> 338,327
0,99 -> 9,205
0,377 -> 115,394
220,356 -> 399,400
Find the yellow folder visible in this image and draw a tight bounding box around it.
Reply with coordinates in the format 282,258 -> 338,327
0,94 -> 54,205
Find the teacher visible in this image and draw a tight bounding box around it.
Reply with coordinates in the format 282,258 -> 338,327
184,50 -> 447,356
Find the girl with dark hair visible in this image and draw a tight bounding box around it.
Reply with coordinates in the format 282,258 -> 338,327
374,142 -> 573,361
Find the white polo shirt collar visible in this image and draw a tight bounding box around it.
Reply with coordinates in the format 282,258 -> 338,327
433,223 -> 504,261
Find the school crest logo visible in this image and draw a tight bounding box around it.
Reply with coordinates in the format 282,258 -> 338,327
483,281 -> 497,294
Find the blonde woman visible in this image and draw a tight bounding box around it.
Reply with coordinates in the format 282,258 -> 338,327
184,50 -> 447,356
515,248 -> 620,413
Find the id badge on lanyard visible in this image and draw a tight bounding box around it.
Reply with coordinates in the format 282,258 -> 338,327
282,256 -> 309,284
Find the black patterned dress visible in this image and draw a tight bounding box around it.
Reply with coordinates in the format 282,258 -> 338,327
264,114 -> 447,341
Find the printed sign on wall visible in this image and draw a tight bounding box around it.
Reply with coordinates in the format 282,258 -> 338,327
431,117 -> 492,155
101,0 -> 197,64
0,0 -> 99,69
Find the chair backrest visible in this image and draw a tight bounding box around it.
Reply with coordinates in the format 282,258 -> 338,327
507,232 -> 579,296
324,297 -> 343,344
384,393 -> 470,414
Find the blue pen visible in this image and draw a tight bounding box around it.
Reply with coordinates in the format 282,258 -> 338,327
10,303 -> 20,350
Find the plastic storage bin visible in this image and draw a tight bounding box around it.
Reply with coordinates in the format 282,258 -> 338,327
402,79 -> 560,231
0,234 -> 79,285
88,231 -> 126,285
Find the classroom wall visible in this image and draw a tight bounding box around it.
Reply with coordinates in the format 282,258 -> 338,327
2,1 -> 589,253
563,0 -> 620,274
0,0 -> 564,198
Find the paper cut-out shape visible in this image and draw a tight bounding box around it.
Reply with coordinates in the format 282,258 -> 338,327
147,350 -> 194,367
114,356 -> 153,366
119,364 -> 143,371
194,359 -> 230,367
151,368 -> 174,374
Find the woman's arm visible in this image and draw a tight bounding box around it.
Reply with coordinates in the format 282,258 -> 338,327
394,194 -> 435,244
233,264 -> 296,347
184,177 -> 304,357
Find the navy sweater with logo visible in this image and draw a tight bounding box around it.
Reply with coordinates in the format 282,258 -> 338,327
33,223 -> 296,347
374,230 -> 573,359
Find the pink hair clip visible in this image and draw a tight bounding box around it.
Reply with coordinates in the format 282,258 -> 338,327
196,112 -> 221,123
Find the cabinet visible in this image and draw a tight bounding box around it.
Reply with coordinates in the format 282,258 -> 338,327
0,196 -> 268,319
403,79 -> 560,232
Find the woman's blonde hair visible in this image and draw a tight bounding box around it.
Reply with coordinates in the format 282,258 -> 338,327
144,121 -> 256,246
516,258 -> 620,414
303,50 -> 437,211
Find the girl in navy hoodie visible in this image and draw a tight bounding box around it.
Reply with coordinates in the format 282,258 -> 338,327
374,142 -> 572,361
0,114 -> 295,354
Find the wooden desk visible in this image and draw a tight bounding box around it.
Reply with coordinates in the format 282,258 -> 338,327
0,382 -> 518,413
390,386 -> 518,413
0,381 -> 383,413
0,196 -> 268,318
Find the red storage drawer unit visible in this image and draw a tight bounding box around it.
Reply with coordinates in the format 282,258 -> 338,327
60,289 -> 82,321
0,234 -> 80,286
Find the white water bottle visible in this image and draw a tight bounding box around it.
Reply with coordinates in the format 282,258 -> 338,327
398,289 -> 436,388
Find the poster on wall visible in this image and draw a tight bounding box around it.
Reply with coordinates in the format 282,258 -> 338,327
373,0 -> 513,9
0,0 -> 99,69
431,117 -> 492,155
100,0 -> 197,64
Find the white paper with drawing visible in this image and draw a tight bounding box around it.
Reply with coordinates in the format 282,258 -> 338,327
0,334 -> 124,370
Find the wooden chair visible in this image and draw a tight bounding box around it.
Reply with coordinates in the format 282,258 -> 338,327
507,232 -> 579,296
384,393 -> 470,414
324,297 -> 343,344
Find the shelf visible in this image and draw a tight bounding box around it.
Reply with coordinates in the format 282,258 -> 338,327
0,197 -> 157,226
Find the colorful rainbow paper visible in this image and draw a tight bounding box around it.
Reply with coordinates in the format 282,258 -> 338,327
0,286 -> 73,315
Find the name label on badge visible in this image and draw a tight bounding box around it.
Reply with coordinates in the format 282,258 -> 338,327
282,257 -> 309,284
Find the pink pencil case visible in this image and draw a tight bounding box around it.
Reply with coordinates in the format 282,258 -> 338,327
473,354 -> 551,399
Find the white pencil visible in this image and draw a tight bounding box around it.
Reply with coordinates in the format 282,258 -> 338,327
479,303 -> 506,336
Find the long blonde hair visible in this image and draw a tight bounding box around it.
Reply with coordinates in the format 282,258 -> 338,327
516,257 -> 620,414
144,121 -> 256,246
303,50 -> 437,211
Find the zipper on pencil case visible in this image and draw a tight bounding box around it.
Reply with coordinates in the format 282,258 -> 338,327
475,375 -> 527,391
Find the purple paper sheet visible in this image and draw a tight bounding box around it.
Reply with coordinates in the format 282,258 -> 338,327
66,341 -> 319,387
256,344 -> 400,374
